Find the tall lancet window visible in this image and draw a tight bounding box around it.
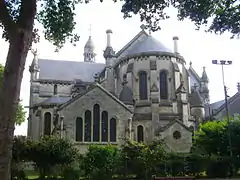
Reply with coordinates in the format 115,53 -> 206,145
76,117 -> 83,142
93,104 -> 100,142
139,71 -> 148,100
101,111 -> 108,142
53,84 -> 58,95
110,118 -> 117,142
84,110 -> 92,142
137,125 -> 144,142
160,71 -> 168,99
44,112 -> 51,136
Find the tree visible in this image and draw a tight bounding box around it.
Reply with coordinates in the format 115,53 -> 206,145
194,117 -> 240,157
0,64 -> 26,125
117,0 -> 240,37
0,0 -> 82,179
82,145 -> 120,180
28,136 -> 78,179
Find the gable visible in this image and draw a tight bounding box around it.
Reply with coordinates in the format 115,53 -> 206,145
59,84 -> 133,114
156,120 -> 193,153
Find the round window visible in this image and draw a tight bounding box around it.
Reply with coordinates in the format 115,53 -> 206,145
173,131 -> 181,140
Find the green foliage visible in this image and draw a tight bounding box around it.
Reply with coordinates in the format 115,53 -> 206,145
104,0 -> 240,37
11,136 -> 32,180
0,64 -> 26,125
28,136 -> 78,179
82,144 -> 120,180
194,118 -> 240,157
121,140 -> 166,178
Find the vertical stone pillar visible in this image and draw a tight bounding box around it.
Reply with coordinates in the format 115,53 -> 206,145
150,57 -> 159,140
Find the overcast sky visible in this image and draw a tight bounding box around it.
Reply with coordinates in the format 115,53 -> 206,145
1,1 -> 240,136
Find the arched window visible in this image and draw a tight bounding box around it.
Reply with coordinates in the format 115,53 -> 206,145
44,112 -> 51,136
93,104 -> 100,142
76,117 -> 83,142
160,71 -> 168,99
139,71 -> 148,100
84,110 -> 92,142
53,84 -> 58,95
101,111 -> 108,142
137,125 -> 144,142
110,118 -> 117,142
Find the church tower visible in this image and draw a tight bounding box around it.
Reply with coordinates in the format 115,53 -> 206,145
83,26 -> 96,62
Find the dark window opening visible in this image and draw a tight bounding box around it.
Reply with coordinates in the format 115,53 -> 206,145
101,111 -> 108,142
110,118 -> 117,142
137,125 -> 144,142
84,110 -> 92,142
139,71 -> 148,100
76,117 -> 83,142
160,71 -> 168,99
93,104 -> 100,142
53,84 -> 58,95
44,112 -> 51,136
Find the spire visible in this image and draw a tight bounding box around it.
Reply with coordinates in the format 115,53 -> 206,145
84,25 -> 96,62
201,66 -> 209,82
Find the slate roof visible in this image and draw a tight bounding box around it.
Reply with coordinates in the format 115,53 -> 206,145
33,96 -> 71,107
125,35 -> 172,57
38,59 -> 105,82
204,100 -> 225,118
189,91 -> 203,107
119,86 -> 134,105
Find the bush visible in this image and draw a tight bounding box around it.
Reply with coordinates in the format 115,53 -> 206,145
205,155 -> 230,178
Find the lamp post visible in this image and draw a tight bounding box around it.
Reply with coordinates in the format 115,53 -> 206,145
212,59 -> 233,175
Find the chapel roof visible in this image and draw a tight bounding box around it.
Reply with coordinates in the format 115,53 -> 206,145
38,59 -> 105,82
125,35 -> 172,57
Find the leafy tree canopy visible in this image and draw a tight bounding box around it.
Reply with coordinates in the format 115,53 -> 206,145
194,117 -> 240,156
117,0 -> 240,37
1,0 -> 239,50
0,64 -> 25,125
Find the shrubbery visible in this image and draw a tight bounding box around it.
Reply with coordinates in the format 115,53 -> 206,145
12,136 -> 240,180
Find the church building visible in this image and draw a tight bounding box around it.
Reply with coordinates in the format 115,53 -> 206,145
28,25 -> 209,153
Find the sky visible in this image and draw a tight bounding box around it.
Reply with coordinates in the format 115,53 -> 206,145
1,1 -> 240,136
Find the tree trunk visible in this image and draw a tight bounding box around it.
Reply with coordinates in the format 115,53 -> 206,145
0,30 -> 33,179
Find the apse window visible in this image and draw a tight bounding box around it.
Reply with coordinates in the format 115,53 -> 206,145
173,131 -> 181,140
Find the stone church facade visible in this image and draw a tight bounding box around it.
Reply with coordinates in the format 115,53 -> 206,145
28,25 -> 209,153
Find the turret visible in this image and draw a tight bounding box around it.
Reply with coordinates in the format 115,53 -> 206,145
199,66 -> 209,104
83,26 -> 96,62
103,29 -> 115,93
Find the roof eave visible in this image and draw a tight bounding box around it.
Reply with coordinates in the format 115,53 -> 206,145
114,51 -> 185,69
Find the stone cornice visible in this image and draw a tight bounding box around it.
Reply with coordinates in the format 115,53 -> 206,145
114,51 -> 186,69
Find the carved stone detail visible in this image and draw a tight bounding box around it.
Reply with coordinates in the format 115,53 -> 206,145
151,82 -> 159,92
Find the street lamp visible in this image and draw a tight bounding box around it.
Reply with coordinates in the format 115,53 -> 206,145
212,59 -> 233,175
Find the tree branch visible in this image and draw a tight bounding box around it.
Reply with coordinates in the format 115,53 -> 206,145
0,0 -> 16,36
